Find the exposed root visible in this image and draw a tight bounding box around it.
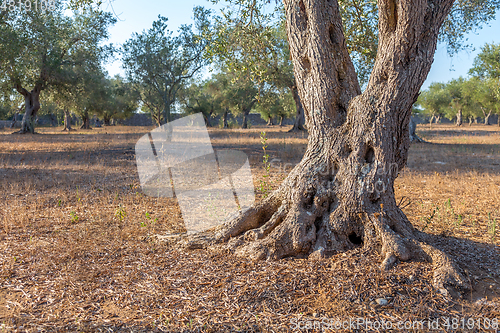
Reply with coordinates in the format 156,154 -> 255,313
176,150 -> 467,296
416,236 -> 467,296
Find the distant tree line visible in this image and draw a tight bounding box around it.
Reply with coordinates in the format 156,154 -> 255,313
417,43 -> 500,127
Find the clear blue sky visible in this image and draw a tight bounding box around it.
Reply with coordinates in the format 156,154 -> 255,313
104,0 -> 500,91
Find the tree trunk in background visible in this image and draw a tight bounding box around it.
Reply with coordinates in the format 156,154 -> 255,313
205,110 -> 213,127
289,86 -> 305,132
80,110 -> 91,129
456,109 -> 462,126
104,116 -> 111,126
267,117 -> 275,126
469,116 -> 474,126
183,0 -> 466,293
162,102 -> 171,125
49,113 -> 57,127
10,106 -> 23,128
484,110 -> 492,125
435,115 -> 440,124
241,100 -> 256,129
409,116 -> 425,143
280,115 -> 285,126
17,85 -> 41,134
62,110 -> 72,131
223,109 -> 229,128
241,113 -> 249,129
429,115 -> 434,128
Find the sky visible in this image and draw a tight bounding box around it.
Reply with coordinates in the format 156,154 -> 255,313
103,0 -> 500,91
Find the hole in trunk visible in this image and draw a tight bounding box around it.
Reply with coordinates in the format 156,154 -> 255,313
365,147 -> 375,164
348,232 -> 363,246
344,144 -> 352,156
314,216 -> 323,230
328,162 -> 339,182
302,57 -> 311,72
304,190 -> 316,210
299,0 -> 306,13
329,25 -> 337,45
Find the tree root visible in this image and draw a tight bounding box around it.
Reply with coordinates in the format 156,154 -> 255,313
177,190 -> 467,295
176,150 -> 466,296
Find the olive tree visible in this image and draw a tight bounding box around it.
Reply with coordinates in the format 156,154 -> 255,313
181,0 -> 500,293
0,5 -> 115,133
121,7 -> 210,125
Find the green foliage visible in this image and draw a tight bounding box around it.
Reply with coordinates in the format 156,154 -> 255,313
469,42 -> 500,79
417,82 -> 450,120
70,210 -> 79,224
255,88 -> 294,124
208,0 -> 500,90
98,75 -> 140,124
121,7 -> 211,125
114,204 -> 127,222
0,3 -> 115,133
178,80 -> 219,126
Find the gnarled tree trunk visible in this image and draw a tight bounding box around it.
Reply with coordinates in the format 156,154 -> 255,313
181,0 -> 466,293
289,85 -> 306,132
17,85 -> 41,134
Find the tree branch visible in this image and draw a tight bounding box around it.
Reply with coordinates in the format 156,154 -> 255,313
284,0 -> 360,129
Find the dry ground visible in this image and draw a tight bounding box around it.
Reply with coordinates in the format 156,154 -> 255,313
0,123 -> 499,332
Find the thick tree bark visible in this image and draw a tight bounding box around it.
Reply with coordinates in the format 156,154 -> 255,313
181,0 -> 466,293
456,109 -> 462,126
289,85 -> 306,132
17,85 -> 41,134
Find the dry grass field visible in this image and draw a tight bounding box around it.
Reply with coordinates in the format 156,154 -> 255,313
0,123 -> 499,332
